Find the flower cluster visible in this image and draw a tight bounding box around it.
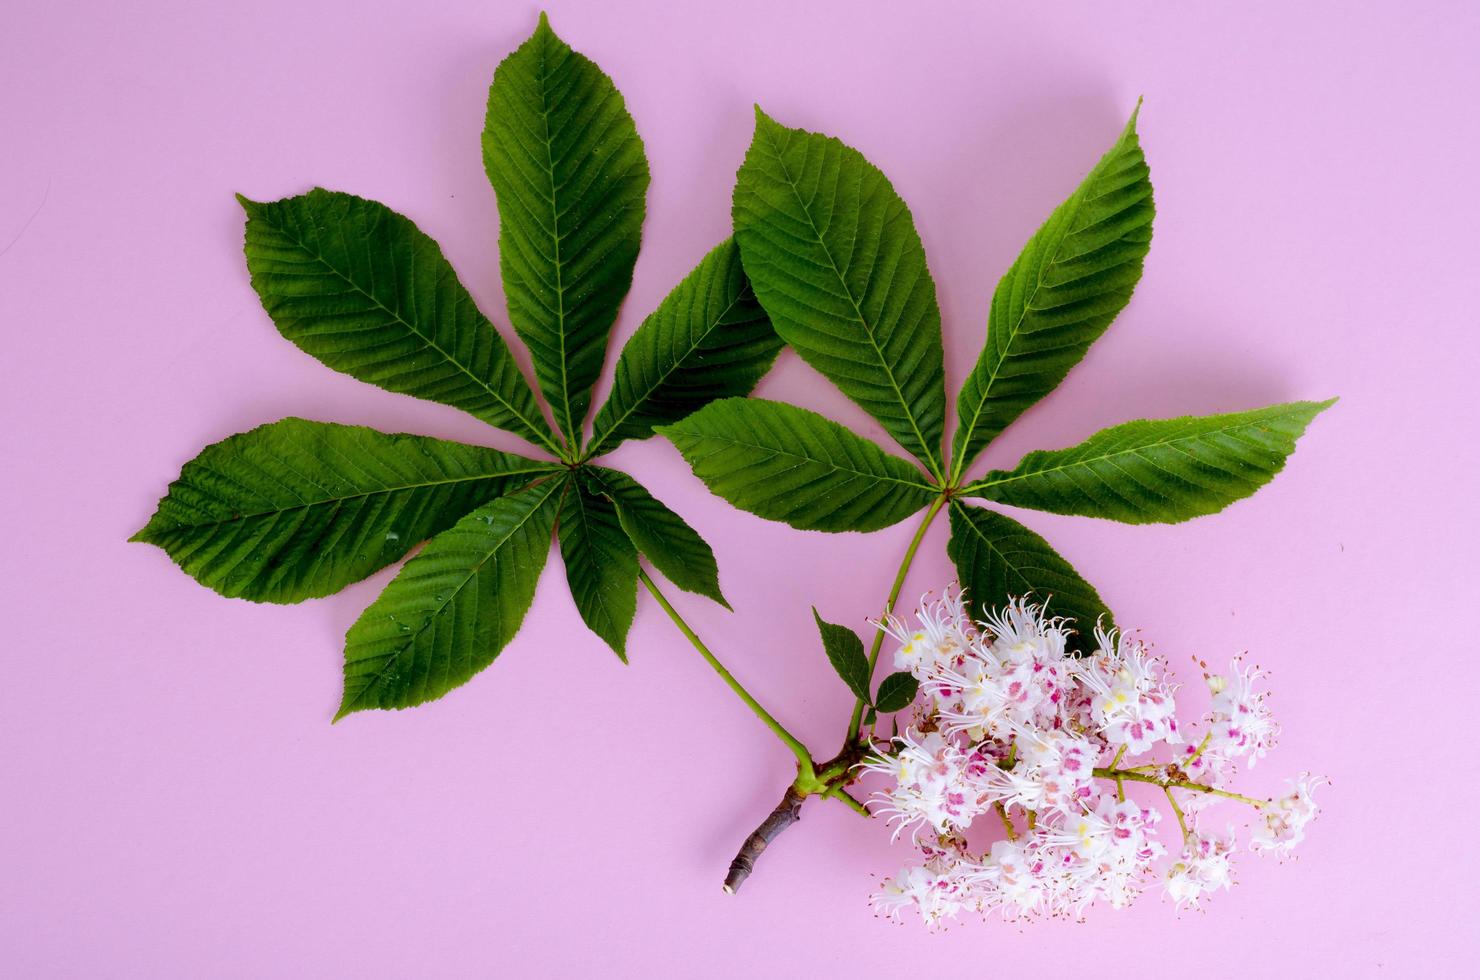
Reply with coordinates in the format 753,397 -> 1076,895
859,588 -> 1323,927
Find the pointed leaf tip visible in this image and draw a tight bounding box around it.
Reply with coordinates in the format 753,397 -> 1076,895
1124,98 -> 1143,134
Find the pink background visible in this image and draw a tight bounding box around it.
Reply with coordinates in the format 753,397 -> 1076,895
4,0 -> 1477,975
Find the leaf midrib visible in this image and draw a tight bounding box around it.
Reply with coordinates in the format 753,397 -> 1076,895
144,466 -> 557,533
963,409 -> 1306,494
585,288 -> 749,457
680,427 -> 934,492
755,123 -> 941,480
342,476 -> 566,714
563,486 -> 627,657
257,207 -> 559,456
531,37 -> 575,442
953,185 -> 1090,478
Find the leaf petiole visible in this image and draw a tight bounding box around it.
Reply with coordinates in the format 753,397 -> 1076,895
639,568 -> 813,771
845,493 -> 947,740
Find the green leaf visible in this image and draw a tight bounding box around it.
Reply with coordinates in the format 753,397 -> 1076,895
733,108 -> 947,477
952,106 -> 1154,476
336,477 -> 564,719
583,467 -> 727,608
238,189 -> 560,456
946,501 -> 1111,653
558,475 -> 639,659
483,12 -> 650,444
659,398 -> 936,533
813,608 -> 870,702
966,400 -> 1335,524
873,671 -> 919,713
132,418 -> 557,603
588,238 -> 780,456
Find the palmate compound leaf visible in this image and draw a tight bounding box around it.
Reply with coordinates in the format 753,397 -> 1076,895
582,467 -> 727,608
558,473 -> 639,659
658,397 -> 937,533
947,501 -> 1112,654
587,238 -> 780,457
964,400 -> 1336,524
238,190 -> 561,457
337,475 -> 566,719
733,108 -> 947,479
483,12 -> 650,445
812,609 -> 870,703
952,106 -> 1154,479
132,418 -> 559,603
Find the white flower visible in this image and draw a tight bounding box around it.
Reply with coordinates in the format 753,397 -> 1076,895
1206,659 -> 1279,766
1028,797 -> 1165,911
978,598 -> 1075,728
860,729 -> 989,840
871,865 -> 968,928
883,587 -> 973,680
1077,629 -> 1181,753
957,838 -> 1048,919
1252,773 -> 1324,854
1164,829 -> 1237,910
995,727 -> 1100,815
926,654 -> 1007,738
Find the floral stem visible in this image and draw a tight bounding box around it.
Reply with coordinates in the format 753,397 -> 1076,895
845,494 -> 947,740
995,802 -> 1018,841
1164,786 -> 1191,842
640,569 -> 813,770
1183,731 -> 1213,768
827,786 -> 870,816
1093,767 -> 1268,808
1109,745 -> 1127,769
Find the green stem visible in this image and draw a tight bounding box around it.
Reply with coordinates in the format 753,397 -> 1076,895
1183,731 -> 1213,768
1093,767 -> 1268,808
845,494 -> 947,739
1165,786 -> 1190,842
640,569 -> 813,770
827,786 -> 870,816
995,802 -> 1018,841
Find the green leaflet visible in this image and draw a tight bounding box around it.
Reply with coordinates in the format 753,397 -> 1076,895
873,672 -> 919,713
965,400 -> 1335,524
132,418 -> 556,603
583,467 -> 727,608
483,12 -> 650,444
946,501 -> 1111,653
238,189 -> 560,456
813,608 -> 870,702
659,398 -> 936,533
337,477 -> 565,719
733,108 -> 947,478
952,107 -> 1154,477
588,238 -> 780,456
558,476 -> 639,659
